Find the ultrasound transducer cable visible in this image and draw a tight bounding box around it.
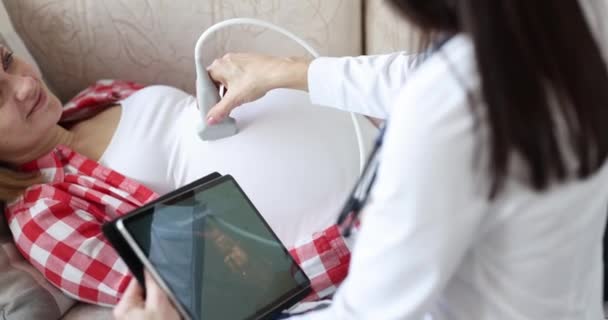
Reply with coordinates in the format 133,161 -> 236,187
194,18 -> 367,174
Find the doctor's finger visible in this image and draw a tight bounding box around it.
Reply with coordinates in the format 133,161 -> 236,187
206,91 -> 244,125
206,62 -> 228,86
207,55 -> 241,85
143,271 -> 181,320
143,271 -> 170,310
113,278 -> 144,317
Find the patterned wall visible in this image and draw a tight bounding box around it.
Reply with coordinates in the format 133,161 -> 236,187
364,0 -> 418,55
4,0 -> 363,101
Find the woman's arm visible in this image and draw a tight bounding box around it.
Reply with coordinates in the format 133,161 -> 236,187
205,52 -> 422,124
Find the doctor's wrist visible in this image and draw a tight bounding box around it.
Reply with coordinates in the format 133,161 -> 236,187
275,56 -> 310,92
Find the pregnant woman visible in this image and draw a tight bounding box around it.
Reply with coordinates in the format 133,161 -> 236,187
0,45 -> 377,305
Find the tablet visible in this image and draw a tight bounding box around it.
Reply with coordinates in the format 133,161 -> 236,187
103,174 -> 310,320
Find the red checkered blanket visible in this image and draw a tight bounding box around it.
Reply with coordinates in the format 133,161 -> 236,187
4,80 -> 352,306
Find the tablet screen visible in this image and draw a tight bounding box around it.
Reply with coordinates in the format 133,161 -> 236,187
122,176 -> 309,320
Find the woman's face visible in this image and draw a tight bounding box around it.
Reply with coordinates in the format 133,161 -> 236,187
0,46 -> 62,163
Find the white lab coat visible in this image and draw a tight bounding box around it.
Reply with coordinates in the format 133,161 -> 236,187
290,34 -> 608,320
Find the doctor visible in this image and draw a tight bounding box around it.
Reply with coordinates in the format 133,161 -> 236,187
115,0 -> 608,319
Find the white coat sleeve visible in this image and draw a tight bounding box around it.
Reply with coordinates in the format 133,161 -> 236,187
307,52 -> 425,119
290,48 -> 490,319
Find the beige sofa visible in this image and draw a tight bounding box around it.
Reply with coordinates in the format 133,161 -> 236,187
5,0 -> 418,102
0,0 -> 417,319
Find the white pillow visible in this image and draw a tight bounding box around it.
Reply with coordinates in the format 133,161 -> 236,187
0,1 -> 41,73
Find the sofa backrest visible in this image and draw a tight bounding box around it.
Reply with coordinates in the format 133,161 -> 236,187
4,0 -> 363,101
364,0 -> 419,55
364,0 -> 608,56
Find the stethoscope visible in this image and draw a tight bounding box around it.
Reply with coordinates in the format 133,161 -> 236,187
337,124 -> 386,237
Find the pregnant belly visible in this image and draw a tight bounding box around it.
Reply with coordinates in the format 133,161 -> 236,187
176,89 -> 377,246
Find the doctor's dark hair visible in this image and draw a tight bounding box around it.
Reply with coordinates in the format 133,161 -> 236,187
387,0 -> 608,197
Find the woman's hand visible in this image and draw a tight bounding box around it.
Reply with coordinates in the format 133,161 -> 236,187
205,53 -> 311,125
113,271 -> 180,320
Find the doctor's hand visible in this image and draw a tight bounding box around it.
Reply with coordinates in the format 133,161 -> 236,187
113,271 -> 180,320
206,53 -> 311,125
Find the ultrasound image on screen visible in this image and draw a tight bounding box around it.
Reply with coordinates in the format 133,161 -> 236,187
124,178 -> 308,320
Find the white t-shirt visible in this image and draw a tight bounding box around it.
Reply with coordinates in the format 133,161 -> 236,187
290,35 -> 608,320
99,86 -> 377,246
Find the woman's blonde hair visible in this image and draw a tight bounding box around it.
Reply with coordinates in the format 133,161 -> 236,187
0,166 -> 43,202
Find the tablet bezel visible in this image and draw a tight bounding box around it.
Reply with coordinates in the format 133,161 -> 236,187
111,174 -> 312,320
